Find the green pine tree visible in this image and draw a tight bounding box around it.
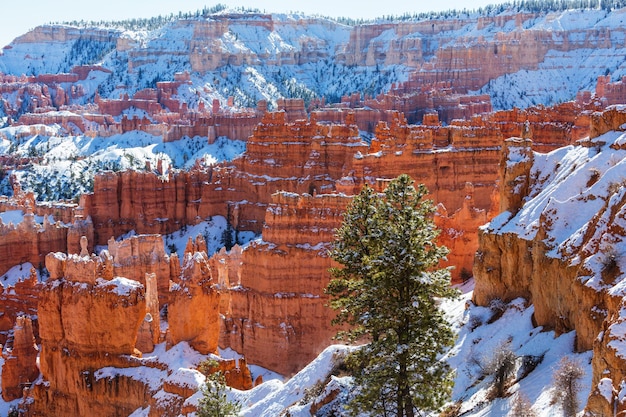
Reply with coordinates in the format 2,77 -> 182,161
326,174 -> 458,417
221,222 -> 235,251
197,360 -> 241,417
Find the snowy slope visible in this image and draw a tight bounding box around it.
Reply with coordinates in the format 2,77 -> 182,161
2,7 -> 626,113
486,125 -> 626,279
224,283 -> 591,416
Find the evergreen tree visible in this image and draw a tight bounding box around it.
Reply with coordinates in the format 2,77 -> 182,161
326,174 -> 458,417
197,360 -> 241,417
221,222 -> 234,251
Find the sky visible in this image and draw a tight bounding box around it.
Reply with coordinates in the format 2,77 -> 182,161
1,0 -> 509,49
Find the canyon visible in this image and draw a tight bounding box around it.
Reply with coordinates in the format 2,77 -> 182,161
2,4 -> 626,416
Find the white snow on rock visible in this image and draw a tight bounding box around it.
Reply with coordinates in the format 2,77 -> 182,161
96,276 -> 143,296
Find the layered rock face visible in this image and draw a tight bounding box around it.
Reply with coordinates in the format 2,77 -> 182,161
43,100 -> 597,383
168,243 -> 220,355
106,234 -> 173,307
0,191 -> 94,277
0,269 -> 40,346
29,251 -> 149,416
217,192 -> 351,376
472,106 -> 626,415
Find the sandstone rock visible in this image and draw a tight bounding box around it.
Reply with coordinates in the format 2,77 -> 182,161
216,192 -> 350,376
105,234 -> 173,307
0,268 -> 40,346
1,316 -> 39,401
167,241 -> 220,355
499,137 -> 534,214
28,252 -> 147,416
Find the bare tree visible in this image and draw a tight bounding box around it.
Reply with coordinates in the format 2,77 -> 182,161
509,392 -> 537,417
484,342 -> 517,398
550,357 -> 584,417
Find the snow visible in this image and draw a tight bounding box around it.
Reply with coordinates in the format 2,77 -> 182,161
483,127 -> 626,299
234,344 -> 355,417
0,210 -> 55,226
0,262 -> 40,286
2,7 -> 625,415
0,210 -> 25,225
598,378 -> 614,403
443,283 -> 593,417
0,279 -> 596,417
96,276 -> 143,296
161,215 -> 257,261
198,281 -> 593,416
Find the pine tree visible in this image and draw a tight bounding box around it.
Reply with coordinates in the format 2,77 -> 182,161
197,360 -> 241,417
326,174 -> 458,417
221,222 -> 234,251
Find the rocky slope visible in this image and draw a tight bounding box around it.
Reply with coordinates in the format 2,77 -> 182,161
473,105 -> 626,415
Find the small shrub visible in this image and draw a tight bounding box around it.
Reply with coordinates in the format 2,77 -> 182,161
468,315 -> 483,332
198,358 -> 220,376
301,379 -> 327,404
460,267 -> 472,284
550,357 -> 584,417
586,168 -> 601,188
519,354 -> 544,380
601,246 -> 620,281
484,342 -> 517,398
440,401 -> 462,417
509,392 -> 537,417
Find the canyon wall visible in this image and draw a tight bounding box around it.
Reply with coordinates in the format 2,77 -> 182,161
217,192 -> 350,376
472,106 -> 626,415
0,99 -> 600,387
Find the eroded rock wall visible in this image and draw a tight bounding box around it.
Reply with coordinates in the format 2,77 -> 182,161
472,106 -> 626,415
28,251 -> 148,416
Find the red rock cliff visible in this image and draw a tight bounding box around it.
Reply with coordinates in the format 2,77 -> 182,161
472,106 -> 626,415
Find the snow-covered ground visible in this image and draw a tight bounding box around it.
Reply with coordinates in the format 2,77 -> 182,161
0,262 -> 41,287
445,286 -> 592,417
160,215 -> 257,260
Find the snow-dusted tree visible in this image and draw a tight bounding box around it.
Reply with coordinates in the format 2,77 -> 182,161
197,359 -> 241,417
510,392 -> 537,417
484,342 -> 517,398
326,174 -> 458,417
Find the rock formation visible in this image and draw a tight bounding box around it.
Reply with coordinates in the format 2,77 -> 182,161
24,234 -> 251,416
1,316 -> 39,401
28,250 -> 148,416
472,106 -> 626,415
0,267 -> 40,347
0,194 -> 93,277
168,240 -> 220,355
217,192 -> 351,376
6,8 -> 626,412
